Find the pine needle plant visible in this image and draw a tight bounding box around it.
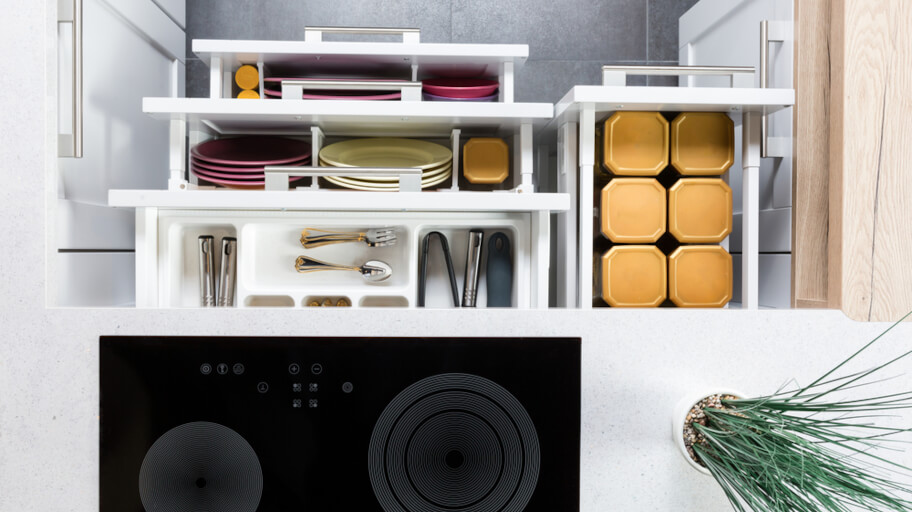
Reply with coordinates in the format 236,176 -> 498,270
684,314 -> 912,512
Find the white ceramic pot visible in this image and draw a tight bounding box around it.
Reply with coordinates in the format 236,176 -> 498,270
672,388 -> 745,475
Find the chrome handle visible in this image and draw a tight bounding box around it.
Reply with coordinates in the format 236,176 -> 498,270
263,166 -> 423,192
760,20 -> 788,158
294,256 -> 360,274
304,26 -> 420,43
601,65 -> 754,87
58,0 -> 82,158
198,236 -> 216,307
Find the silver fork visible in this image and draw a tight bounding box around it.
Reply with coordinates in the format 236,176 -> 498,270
300,227 -> 397,249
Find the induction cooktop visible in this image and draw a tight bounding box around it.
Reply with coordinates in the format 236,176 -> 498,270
100,336 -> 581,512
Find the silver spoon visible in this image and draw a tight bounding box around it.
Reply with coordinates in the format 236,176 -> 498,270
295,256 -> 392,282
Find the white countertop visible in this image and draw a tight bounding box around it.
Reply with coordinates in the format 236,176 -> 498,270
2,2 -> 911,511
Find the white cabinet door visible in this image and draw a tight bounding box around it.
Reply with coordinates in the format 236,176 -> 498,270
55,0 -> 184,305
679,0 -> 793,248
57,0 -> 184,249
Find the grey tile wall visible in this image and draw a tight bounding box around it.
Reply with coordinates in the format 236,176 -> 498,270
185,0 -> 699,101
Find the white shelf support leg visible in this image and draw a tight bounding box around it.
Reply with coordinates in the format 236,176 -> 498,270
531,209 -> 550,308
449,129 -> 461,190
310,126 -> 325,190
168,119 -> 187,191
578,104 -> 596,309
499,61 -> 514,103
741,112 -> 761,309
411,64 -> 419,83
134,207 -> 158,308
209,56 -> 223,99
557,121 -> 579,308
515,123 -> 534,193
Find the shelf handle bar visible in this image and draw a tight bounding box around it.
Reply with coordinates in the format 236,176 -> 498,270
304,26 -> 420,44
760,20 -> 789,158
264,166 -> 423,192
57,0 -> 82,158
601,65 -> 754,88
281,80 -> 422,101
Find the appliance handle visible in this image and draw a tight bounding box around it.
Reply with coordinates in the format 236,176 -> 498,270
58,0 -> 82,158
760,20 -> 788,158
304,26 -> 420,43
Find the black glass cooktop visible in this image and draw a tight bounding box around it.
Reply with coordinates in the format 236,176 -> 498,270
100,336 -> 581,512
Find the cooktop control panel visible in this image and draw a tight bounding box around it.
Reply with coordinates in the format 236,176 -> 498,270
101,336 -> 581,512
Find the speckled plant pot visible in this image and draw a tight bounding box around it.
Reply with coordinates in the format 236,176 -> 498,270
672,388 -> 745,475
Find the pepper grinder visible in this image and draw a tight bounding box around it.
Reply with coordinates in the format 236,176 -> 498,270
461,230 -> 484,307
198,236 -> 216,307
217,237 -> 237,307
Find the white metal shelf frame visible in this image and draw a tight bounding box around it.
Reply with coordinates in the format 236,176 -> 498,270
553,66 -> 795,310
194,27 -> 527,102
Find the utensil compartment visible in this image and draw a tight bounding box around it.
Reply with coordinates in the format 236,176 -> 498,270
155,211 -> 533,309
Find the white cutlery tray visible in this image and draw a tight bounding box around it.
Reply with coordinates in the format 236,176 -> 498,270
157,210 -> 532,308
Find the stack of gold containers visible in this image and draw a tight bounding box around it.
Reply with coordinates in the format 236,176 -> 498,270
595,111 -> 734,308
235,64 -> 260,99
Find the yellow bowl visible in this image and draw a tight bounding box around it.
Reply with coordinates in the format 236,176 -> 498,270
668,178 -> 732,243
600,246 -> 667,307
602,112 -> 669,176
670,113 -> 734,176
668,246 -> 733,307
600,178 -> 666,243
463,138 -> 509,184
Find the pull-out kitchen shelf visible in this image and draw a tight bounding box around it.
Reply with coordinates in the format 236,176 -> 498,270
550,66 -> 794,309
194,27 -> 528,102
137,210 -> 550,309
112,34 -> 569,309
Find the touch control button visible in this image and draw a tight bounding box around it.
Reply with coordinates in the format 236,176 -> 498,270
200,363 -> 212,375
216,363 -> 229,375
288,363 -> 301,375
232,363 -> 245,375
257,382 -> 269,394
342,382 -> 354,393
310,363 -> 323,375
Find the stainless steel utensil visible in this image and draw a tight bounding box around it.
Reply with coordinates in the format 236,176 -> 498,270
295,256 -> 392,282
462,230 -> 484,307
217,237 -> 237,307
300,227 -> 397,249
198,236 -> 216,307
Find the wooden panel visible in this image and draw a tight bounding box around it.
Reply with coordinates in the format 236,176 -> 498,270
831,0 -> 912,321
792,0 -> 831,307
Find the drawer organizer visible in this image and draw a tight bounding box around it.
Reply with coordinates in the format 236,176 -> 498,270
549,65 -> 794,309
111,28 -> 569,309
150,210 -> 540,308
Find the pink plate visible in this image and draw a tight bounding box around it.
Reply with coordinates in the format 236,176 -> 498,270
421,78 -> 499,98
264,77 -> 404,100
192,167 -> 306,186
422,92 -> 498,102
263,88 -> 401,101
191,156 -> 311,174
191,136 -> 312,166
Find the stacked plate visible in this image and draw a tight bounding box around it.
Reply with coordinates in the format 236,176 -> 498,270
191,136 -> 311,189
421,78 -> 499,102
318,138 -> 453,191
264,77 -> 402,101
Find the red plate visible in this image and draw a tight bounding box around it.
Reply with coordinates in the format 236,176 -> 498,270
191,136 -> 312,166
191,156 -> 310,174
421,78 -> 499,98
192,166 -> 307,186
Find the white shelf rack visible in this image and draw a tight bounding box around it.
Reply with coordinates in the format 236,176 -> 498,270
551,65 -> 795,310
194,26 -> 529,102
115,32 -> 569,310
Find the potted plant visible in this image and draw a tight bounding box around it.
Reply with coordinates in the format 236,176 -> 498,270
674,314 -> 912,511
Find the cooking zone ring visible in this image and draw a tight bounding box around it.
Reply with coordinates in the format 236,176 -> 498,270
369,373 -> 540,512
138,421 -> 263,512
